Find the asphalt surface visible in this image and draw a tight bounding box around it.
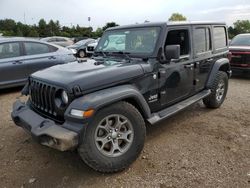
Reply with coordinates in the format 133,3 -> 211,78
0,77 -> 249,188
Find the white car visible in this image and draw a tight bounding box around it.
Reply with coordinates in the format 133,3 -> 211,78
86,38 -> 100,56
41,36 -> 74,47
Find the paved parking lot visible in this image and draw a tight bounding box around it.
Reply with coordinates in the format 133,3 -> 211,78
0,77 -> 249,188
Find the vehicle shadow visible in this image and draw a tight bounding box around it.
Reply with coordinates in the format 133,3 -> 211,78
0,86 -> 23,95
231,74 -> 250,80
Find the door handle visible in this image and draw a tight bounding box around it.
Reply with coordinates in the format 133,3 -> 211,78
207,58 -> 214,62
12,60 -> 23,65
184,64 -> 194,68
48,56 -> 56,59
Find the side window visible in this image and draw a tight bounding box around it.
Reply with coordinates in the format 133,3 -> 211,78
0,42 -> 21,59
213,26 -> 227,49
48,38 -> 56,42
48,44 -> 58,52
165,29 -> 189,56
193,27 -> 211,54
24,42 -> 50,55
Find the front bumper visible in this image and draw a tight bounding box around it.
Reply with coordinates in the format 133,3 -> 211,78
11,100 -> 79,151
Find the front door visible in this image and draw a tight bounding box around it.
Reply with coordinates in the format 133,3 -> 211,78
159,27 -> 195,107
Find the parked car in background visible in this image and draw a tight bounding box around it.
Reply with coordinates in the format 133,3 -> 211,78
0,38 -> 76,89
86,38 -> 100,56
229,34 -> 250,75
72,37 -> 89,43
67,38 -> 95,58
40,36 -> 74,47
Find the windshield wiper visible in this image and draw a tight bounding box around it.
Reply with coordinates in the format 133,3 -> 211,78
93,51 -> 107,57
110,51 -> 131,62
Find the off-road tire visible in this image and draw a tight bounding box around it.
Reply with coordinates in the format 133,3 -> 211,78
203,71 -> 228,108
78,101 -> 146,173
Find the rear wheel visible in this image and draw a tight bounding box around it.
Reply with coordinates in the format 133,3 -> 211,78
78,101 -> 145,173
203,71 -> 228,108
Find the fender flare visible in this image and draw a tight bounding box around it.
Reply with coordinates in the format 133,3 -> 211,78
206,58 -> 231,89
65,85 -> 152,119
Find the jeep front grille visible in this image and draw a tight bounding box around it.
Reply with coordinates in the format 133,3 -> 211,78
30,79 -> 57,116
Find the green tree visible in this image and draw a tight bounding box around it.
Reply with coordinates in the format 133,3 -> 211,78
168,13 -> 187,21
28,28 -> 39,37
228,20 -> 250,39
102,22 -> 119,31
0,18 -> 120,38
38,19 -> 48,37
93,27 -> 103,38
233,20 -> 250,34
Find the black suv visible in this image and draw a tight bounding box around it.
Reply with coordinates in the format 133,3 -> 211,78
12,22 -> 231,173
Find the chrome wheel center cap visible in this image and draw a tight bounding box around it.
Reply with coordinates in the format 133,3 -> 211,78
111,131 -> 118,139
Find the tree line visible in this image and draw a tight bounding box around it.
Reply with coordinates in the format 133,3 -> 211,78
0,18 -> 118,38
1,14 -> 250,39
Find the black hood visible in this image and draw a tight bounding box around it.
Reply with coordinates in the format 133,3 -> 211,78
31,59 -> 144,93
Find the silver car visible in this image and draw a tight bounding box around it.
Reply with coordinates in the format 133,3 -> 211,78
0,38 -> 76,89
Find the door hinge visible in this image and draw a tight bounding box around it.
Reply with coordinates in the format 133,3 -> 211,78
193,79 -> 200,85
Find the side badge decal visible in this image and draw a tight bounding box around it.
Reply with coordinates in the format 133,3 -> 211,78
148,94 -> 158,103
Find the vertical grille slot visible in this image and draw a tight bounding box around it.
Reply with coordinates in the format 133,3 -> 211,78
30,79 -> 57,117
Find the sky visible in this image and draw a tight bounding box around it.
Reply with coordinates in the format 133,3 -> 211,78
0,0 -> 250,30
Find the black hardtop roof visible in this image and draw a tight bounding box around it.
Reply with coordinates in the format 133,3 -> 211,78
106,21 -> 226,31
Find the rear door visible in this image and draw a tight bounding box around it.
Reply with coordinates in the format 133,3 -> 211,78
0,42 -> 28,87
22,41 -> 59,76
192,25 -> 214,91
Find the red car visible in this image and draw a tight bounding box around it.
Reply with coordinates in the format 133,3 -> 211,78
229,34 -> 250,75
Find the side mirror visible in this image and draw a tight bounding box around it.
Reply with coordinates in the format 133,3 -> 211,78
165,45 -> 180,61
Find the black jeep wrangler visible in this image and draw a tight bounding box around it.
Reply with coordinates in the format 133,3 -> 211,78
12,22 -> 231,173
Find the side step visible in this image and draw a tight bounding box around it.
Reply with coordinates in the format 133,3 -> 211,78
147,89 -> 211,124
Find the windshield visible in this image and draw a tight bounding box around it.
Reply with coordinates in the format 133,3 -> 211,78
75,39 -> 92,46
96,27 -> 160,55
230,35 -> 250,46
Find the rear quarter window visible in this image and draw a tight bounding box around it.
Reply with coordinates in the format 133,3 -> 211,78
24,42 -> 50,55
213,26 -> 227,49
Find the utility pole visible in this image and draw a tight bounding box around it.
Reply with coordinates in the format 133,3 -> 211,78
23,12 -> 26,24
88,17 -> 91,27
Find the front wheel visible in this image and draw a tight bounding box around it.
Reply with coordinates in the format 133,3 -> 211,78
78,50 -> 86,58
78,102 -> 146,173
203,71 -> 228,108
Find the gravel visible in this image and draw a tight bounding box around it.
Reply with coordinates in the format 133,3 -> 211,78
0,77 -> 249,188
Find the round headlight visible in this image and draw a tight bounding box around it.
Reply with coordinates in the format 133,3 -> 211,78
61,90 -> 69,104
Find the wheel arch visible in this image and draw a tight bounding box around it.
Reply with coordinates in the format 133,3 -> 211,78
206,58 -> 231,89
65,85 -> 152,120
